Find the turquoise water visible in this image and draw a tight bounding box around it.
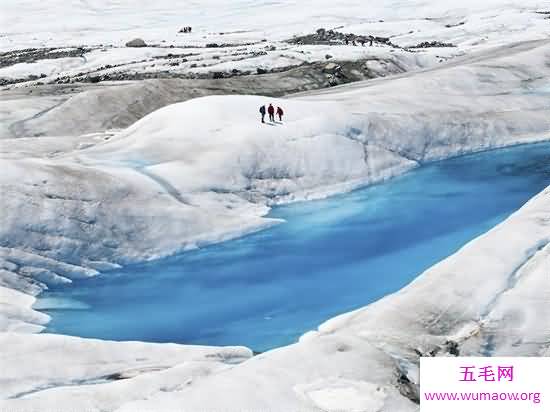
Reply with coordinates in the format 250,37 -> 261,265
39,143 -> 550,352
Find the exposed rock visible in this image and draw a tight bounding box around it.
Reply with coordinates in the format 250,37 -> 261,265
323,63 -> 341,73
445,340 -> 460,356
445,21 -> 465,28
288,28 -> 401,49
0,47 -> 91,69
409,41 -> 456,48
397,371 -> 420,404
125,38 -> 147,48
0,54 -> 405,88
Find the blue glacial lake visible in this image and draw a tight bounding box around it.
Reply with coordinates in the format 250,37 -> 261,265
38,143 -> 550,352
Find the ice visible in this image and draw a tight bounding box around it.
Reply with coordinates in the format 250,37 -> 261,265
112,187 -> 549,412
1,1 -> 550,411
32,297 -> 90,311
1,0 -> 549,52
0,332 -> 252,403
36,143 -> 550,352
294,378 -> 388,412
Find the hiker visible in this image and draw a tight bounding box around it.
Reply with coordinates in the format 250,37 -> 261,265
276,106 -> 284,121
369,36 -> 374,46
259,105 -> 266,123
268,104 -> 275,122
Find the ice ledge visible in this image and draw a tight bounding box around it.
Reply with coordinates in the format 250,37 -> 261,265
113,188 -> 550,412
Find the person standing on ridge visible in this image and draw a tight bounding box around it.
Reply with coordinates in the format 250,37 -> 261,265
276,106 -> 284,122
268,103 -> 275,122
259,105 -> 266,123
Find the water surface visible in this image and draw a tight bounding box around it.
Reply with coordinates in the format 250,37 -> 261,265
39,143 -> 550,352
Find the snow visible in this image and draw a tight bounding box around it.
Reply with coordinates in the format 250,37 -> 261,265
0,332 -> 252,405
1,0 -> 549,52
1,0 -> 549,88
0,285 -> 49,333
1,1 -> 550,410
0,57 -> 84,80
1,40 -> 550,406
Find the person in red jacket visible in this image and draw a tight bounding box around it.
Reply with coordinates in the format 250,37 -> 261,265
268,103 -> 275,122
276,106 -> 284,121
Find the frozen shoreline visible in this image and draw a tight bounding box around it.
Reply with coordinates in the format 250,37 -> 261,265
2,165 -> 548,411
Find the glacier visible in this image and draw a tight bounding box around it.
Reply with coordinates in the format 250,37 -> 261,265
36,143 -> 550,351
1,1 -> 550,411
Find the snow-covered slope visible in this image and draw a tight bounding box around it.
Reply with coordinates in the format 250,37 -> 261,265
0,333 -> 252,402
1,0 -> 549,94
2,0 -> 549,51
3,0 -> 549,141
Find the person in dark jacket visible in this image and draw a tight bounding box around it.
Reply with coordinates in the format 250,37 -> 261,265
276,106 -> 284,121
268,104 -> 275,122
259,105 -> 266,123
